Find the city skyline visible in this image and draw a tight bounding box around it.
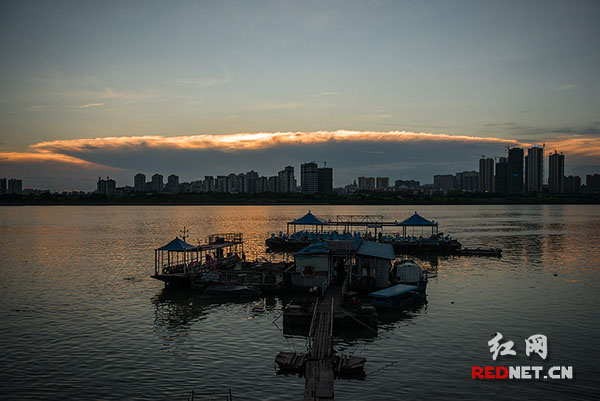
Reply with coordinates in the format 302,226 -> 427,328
1,1 -> 599,190
4,140 -> 600,194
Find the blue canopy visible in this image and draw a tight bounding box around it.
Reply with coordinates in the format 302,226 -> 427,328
369,284 -> 418,299
290,211 -> 327,225
398,212 -> 437,227
156,237 -> 197,251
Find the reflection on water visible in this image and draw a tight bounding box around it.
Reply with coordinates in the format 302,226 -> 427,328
376,300 -> 428,328
153,289 -> 210,334
1,205 -> 599,401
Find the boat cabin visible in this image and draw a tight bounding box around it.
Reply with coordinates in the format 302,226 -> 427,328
354,241 -> 396,289
288,239 -> 395,292
289,242 -> 332,291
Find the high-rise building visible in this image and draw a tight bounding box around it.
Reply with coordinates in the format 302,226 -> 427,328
134,173 -> 146,192
0,178 -> 6,194
256,176 -> 267,193
267,176 -> 279,192
203,176 -> 215,192
301,162 -> 319,194
525,145 -> 544,194
151,174 -> 164,192
7,178 -> 23,195
278,166 -> 296,193
358,177 -> 375,190
96,176 -> 116,196
376,177 -> 389,190
495,157 -> 508,195
216,176 -> 228,192
565,175 -> 581,194
508,147 -> 524,194
548,151 -> 565,194
317,167 -> 333,194
586,174 -> 600,194
166,174 -> 179,193
244,171 -> 259,193
433,175 -> 455,192
227,173 -> 239,193
455,171 -> 478,192
478,158 -> 494,192
358,177 -> 366,190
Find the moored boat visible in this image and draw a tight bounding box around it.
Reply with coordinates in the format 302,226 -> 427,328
275,351 -> 366,377
275,351 -> 306,373
369,284 -> 424,310
151,232 -> 244,288
391,259 -> 428,292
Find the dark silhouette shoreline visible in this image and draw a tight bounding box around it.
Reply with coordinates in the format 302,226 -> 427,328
2,192 -> 598,206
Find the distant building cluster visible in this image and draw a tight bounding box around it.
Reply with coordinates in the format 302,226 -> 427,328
432,145 -> 598,195
332,144 -> 599,197
0,178 -> 23,195
92,162 -> 334,196
337,177 -> 420,195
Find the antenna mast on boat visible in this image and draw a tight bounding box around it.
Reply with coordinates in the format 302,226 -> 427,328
180,226 -> 189,242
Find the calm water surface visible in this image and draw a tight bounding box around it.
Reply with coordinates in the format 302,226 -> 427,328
1,205 -> 599,400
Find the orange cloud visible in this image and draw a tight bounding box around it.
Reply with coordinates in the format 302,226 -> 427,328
2,131 -> 597,170
0,151 -> 111,169
544,135 -> 600,160
29,130 -> 523,154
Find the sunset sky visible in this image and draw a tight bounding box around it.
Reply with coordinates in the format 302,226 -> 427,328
1,0 -> 599,190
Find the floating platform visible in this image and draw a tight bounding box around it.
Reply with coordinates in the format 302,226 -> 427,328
276,351 -> 366,378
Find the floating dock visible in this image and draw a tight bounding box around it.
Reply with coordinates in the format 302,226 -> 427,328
276,284 -> 367,400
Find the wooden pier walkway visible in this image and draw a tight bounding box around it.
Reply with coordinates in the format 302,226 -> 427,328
304,284 -> 343,401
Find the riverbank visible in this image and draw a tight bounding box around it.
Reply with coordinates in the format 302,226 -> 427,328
1,192 -> 599,205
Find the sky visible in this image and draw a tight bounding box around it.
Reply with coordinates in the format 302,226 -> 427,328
0,0 -> 599,191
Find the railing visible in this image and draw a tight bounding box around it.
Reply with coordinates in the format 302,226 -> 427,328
207,233 -> 243,244
308,298 -> 319,342
161,254 -> 241,275
321,277 -> 329,296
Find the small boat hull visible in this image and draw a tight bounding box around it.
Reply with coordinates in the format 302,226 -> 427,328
202,285 -> 261,298
370,292 -> 423,310
275,351 -> 306,373
455,247 -> 502,257
369,284 -> 424,310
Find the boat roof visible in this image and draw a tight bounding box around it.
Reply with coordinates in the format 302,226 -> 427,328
356,240 -> 395,260
156,237 -> 197,251
398,212 -> 437,227
369,284 -> 418,299
290,211 -> 327,225
296,241 -> 330,255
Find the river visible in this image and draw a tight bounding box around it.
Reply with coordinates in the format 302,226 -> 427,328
0,205 -> 599,400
